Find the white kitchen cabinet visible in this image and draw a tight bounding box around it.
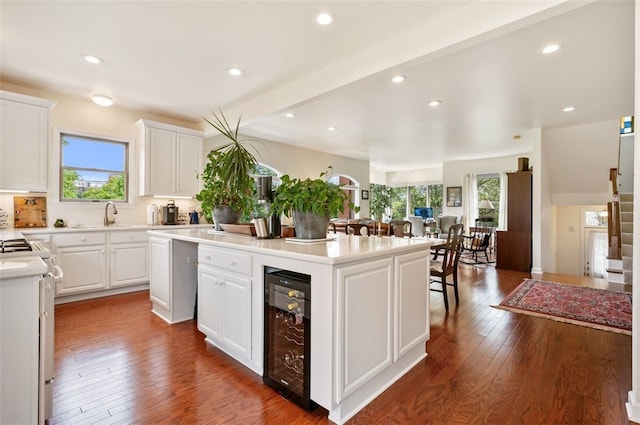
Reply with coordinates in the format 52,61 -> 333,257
149,236 -> 171,311
334,251 -> 428,403
110,231 -> 149,287
52,230 -> 152,297
198,245 -> 252,362
0,272 -> 41,424
149,236 -> 198,324
136,119 -> 202,197
0,91 -> 56,191
53,233 -> 108,295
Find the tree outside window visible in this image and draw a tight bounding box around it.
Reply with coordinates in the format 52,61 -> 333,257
477,174 -> 500,226
60,134 -> 128,202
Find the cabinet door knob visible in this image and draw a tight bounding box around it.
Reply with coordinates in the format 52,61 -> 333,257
205,256 -> 211,261
230,260 -> 237,266
80,237 -> 86,241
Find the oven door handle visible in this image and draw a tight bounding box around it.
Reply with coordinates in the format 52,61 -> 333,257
52,264 -> 63,282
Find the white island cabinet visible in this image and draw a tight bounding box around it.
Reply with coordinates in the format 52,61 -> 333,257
147,229 -> 435,425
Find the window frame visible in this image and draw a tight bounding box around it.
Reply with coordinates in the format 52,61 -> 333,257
55,128 -> 133,205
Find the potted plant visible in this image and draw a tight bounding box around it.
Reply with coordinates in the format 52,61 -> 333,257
196,110 -> 259,229
272,167 -> 358,239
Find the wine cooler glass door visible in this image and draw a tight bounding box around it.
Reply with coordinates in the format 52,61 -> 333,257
263,270 -> 313,410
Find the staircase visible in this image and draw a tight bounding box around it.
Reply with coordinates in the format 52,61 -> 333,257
607,193 -> 633,285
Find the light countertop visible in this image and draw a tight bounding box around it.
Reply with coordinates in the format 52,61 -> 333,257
0,256 -> 47,279
148,228 -> 437,265
0,223 -> 212,240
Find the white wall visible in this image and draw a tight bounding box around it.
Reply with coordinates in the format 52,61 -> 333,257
442,153 -> 532,218
544,119 -> 620,206
203,133 -> 371,218
0,82 -> 206,227
1,82 -> 372,227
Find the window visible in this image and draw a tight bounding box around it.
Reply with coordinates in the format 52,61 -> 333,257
477,174 -> 500,226
327,174 -> 359,219
60,133 -> 128,202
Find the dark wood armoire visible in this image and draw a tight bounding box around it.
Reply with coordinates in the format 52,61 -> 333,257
496,170 -> 532,271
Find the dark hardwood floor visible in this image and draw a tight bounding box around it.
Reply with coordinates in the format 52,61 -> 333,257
50,260 -> 634,424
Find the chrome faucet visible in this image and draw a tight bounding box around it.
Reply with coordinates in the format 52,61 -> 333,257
104,201 -> 118,226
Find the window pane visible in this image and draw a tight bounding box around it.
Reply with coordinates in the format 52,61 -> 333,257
62,136 -> 125,171
390,187 -> 407,220
477,175 -> 500,226
60,133 -> 128,202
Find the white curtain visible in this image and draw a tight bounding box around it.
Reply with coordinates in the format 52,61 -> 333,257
498,171 -> 508,231
462,173 -> 478,231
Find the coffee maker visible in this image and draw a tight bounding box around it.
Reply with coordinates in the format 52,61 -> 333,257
254,176 -> 281,239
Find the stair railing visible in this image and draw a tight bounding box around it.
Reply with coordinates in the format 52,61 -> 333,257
608,168 -> 622,260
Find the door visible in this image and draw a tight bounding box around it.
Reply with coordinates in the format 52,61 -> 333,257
110,243 -> 149,287
197,266 -> 222,340
55,245 -> 107,295
584,228 -> 608,277
220,271 -> 252,357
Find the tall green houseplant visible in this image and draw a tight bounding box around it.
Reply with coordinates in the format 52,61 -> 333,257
196,110 -> 259,225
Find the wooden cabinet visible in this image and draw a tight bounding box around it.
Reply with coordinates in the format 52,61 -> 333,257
496,170 -> 532,271
136,119 -> 202,197
53,233 -> 108,295
110,231 -> 149,287
0,91 -> 55,191
197,245 -> 252,361
149,237 -> 198,324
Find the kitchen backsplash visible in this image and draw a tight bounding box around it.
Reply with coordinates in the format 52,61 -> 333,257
0,193 -> 205,228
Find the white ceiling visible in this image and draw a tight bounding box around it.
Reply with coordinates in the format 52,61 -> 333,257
0,1 -> 634,172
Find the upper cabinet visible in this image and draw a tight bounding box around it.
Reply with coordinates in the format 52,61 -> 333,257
136,119 -> 202,197
0,91 -> 56,191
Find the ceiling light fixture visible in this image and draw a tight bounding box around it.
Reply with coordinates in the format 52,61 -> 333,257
316,12 -> 334,25
541,43 -> 561,54
563,106 -> 575,112
285,112 -> 295,118
228,68 -> 243,76
83,54 -> 104,64
328,126 -> 337,131
428,100 -> 442,107
391,75 -> 405,84
91,95 -> 114,107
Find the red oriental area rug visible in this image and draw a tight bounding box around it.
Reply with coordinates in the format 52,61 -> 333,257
494,278 -> 632,335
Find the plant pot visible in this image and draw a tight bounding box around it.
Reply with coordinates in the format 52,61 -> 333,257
292,210 -> 330,239
212,205 -> 241,231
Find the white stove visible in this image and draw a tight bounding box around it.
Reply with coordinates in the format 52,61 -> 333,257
0,238 -> 50,259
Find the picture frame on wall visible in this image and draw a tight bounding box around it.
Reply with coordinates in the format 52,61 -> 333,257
361,190 -> 369,200
446,186 -> 462,207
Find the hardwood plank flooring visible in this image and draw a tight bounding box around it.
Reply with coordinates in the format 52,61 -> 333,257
50,264 -> 634,424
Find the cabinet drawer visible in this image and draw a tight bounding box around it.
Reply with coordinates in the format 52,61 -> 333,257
199,245 -> 251,275
110,231 -> 150,244
53,232 -> 106,247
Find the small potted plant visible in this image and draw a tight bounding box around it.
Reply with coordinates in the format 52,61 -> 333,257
196,110 -> 259,229
272,167 -> 358,239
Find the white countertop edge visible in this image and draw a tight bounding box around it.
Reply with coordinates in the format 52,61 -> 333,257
2,224 -> 212,239
0,256 -> 47,280
148,228 -> 438,265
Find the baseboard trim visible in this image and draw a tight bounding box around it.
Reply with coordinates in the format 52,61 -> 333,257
626,390 -> 640,422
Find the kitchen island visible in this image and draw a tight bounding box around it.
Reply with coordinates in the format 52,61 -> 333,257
147,228 -> 436,424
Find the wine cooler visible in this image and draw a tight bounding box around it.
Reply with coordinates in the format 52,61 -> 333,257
263,268 -> 313,410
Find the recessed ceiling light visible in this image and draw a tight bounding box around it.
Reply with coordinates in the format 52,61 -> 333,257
541,43 -> 561,54
391,75 -> 405,84
563,106 -> 575,112
316,12 -> 334,25
328,126 -> 337,131
428,100 -> 442,107
228,68 -> 243,76
83,54 -> 104,64
91,95 -> 113,107
285,112 -> 295,118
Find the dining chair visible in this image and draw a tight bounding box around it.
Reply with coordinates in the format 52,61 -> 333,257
345,222 -> 370,236
461,218 -> 493,264
429,223 -> 464,310
387,220 -> 413,237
